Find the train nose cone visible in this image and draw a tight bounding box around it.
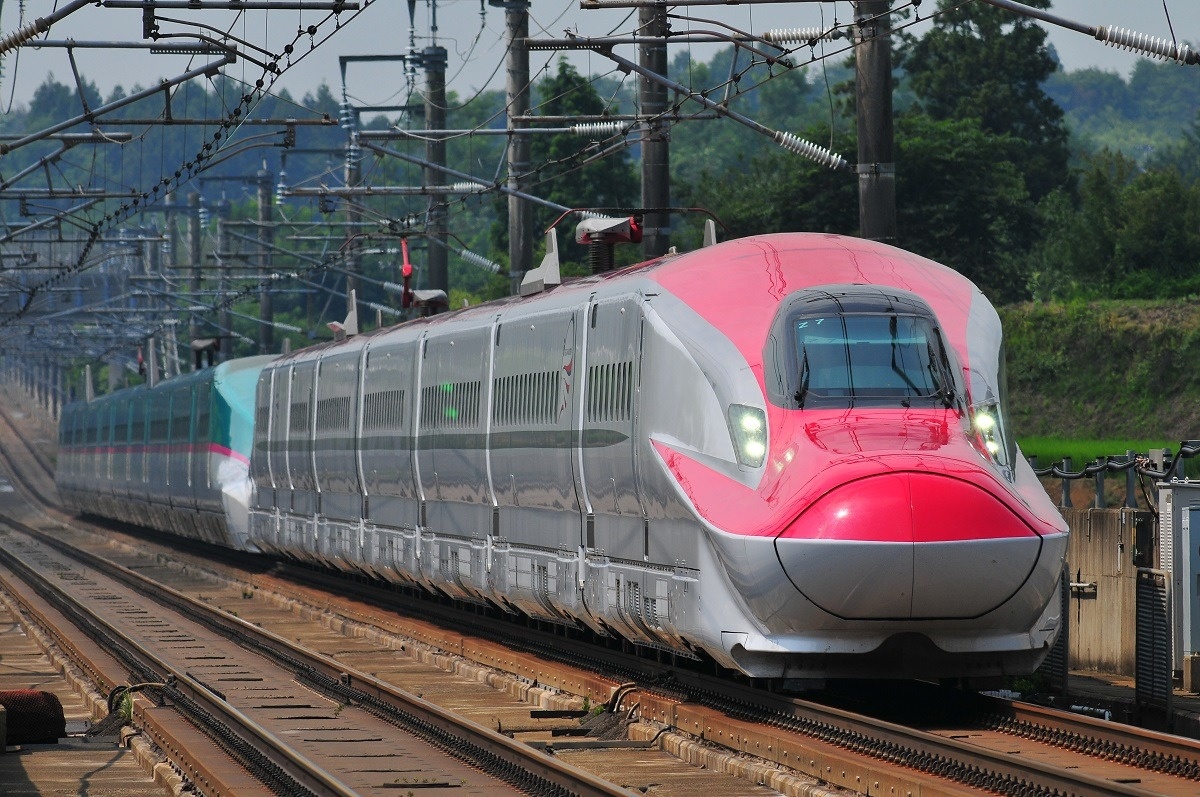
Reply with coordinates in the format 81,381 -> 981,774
774,472 -> 1042,620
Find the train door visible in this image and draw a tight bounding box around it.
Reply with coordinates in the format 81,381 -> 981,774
313,346 -> 365,569
268,364 -> 292,513
415,325 -> 492,600
488,306 -> 586,619
148,389 -> 172,527
416,326 -> 491,536
190,379 -> 210,506
173,386 -> 197,515
313,348 -> 364,522
579,295 -> 646,561
286,361 -> 318,518
250,369 -> 275,512
360,335 -> 422,583
491,308 -> 582,547
131,394 -> 150,526
119,402 -> 133,502
100,401 -> 114,513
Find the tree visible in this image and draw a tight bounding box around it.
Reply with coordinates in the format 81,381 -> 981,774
675,125 -> 857,244
1024,150 -> 1200,300
900,0 -> 1070,201
895,114 -> 1032,302
530,60 -> 638,217
491,60 -> 639,272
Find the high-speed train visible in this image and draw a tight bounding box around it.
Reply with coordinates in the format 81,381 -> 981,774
57,232 -> 1069,681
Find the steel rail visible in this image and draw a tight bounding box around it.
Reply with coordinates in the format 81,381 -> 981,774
1001,699 -> 1200,780
0,529 -> 360,797
4,513 -> 639,797
674,671 -> 1178,797
0,561 -> 272,797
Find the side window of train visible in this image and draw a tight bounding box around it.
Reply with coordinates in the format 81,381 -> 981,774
196,383 -> 210,440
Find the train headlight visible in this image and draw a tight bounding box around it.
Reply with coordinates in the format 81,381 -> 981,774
728,404 -> 768,468
973,410 -> 1002,457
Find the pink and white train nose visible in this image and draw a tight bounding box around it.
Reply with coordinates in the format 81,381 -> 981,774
774,472 -> 1043,620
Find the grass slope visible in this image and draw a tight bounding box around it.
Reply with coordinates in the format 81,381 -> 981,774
1001,299 -> 1200,443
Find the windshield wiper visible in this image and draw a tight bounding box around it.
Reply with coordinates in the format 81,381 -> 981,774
794,348 -> 810,408
925,338 -> 957,410
935,383 -> 956,409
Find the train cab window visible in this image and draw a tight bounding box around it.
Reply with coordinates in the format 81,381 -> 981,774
765,286 -> 959,412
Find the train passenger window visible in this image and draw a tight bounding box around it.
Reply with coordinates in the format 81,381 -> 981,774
793,313 -> 954,409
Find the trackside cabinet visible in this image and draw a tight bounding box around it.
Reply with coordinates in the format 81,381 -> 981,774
1158,481 -> 1200,687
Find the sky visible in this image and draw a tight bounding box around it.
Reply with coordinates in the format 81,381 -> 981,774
0,0 -> 1195,116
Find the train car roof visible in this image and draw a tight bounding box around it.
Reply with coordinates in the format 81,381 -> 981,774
262,233 -> 987,367
64,354 -> 278,410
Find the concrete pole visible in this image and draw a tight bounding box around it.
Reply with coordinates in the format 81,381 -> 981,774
854,0 -> 897,244
425,45 -> 450,296
166,323 -> 179,378
147,337 -> 158,388
500,0 -> 533,295
216,199 -> 232,363
344,127 -> 362,321
188,192 -> 203,367
257,164 -> 275,354
639,4 -> 671,258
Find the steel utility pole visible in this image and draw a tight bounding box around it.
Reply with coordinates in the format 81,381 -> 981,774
425,43 -> 449,296
495,0 -> 533,295
639,4 -> 670,258
854,0 -> 896,243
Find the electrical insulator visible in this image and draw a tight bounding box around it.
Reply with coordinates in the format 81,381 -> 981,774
459,248 -> 501,273
0,18 -> 47,57
575,210 -> 616,222
339,99 -> 356,130
275,171 -> 288,205
1097,26 -> 1196,64
762,27 -> 837,46
451,181 -> 482,194
571,121 -> 624,137
774,131 -> 847,171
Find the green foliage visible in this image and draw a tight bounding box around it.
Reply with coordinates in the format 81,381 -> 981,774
1024,151 -> 1200,301
117,691 -> 133,722
1046,60 -> 1200,162
676,124 -> 858,243
894,114 -> 1032,303
15,14 -> 1200,373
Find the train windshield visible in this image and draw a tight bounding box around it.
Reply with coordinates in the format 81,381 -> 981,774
793,313 -> 954,409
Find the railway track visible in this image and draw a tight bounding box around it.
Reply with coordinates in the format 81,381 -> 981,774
0,513 -> 632,797
3,390 -> 1200,796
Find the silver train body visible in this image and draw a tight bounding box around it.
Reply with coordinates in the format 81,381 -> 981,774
58,234 -> 1069,680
